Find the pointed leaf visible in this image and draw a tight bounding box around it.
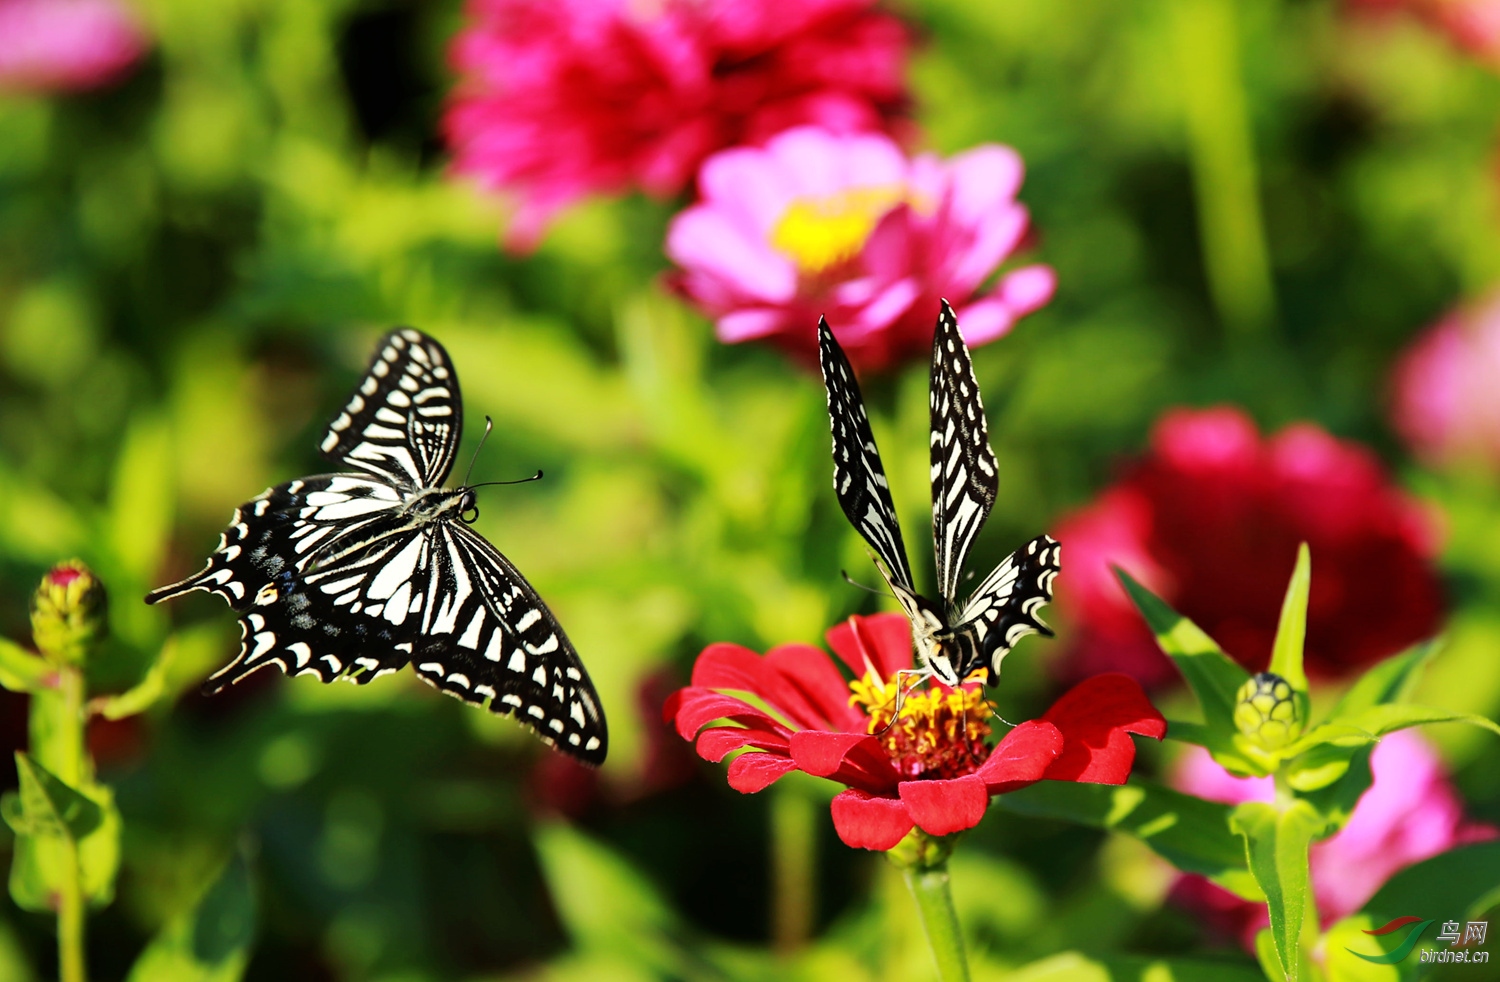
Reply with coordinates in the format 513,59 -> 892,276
1338,703 -> 1500,740
14,753 -> 101,841
91,638 -> 175,721
1295,748 -> 1373,835
1268,544 -> 1310,694
1330,642 -> 1437,720
1364,841 -> 1500,923
1231,800 -> 1323,982
0,638 -> 49,694
125,850 -> 256,982
1114,568 -> 1250,735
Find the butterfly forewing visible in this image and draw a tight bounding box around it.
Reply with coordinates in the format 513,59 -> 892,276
929,300 -> 999,606
320,328 -> 463,490
817,316 -> 916,592
411,522 -> 606,763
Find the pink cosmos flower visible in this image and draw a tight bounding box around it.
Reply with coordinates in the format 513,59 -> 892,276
666,126 -> 1056,372
665,613 -> 1165,851
1055,406 -> 1443,685
1391,291 -> 1500,470
0,0 -> 145,93
444,0 -> 910,248
1171,732 -> 1496,948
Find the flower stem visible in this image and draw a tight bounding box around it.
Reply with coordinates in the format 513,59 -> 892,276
56,665 -> 88,982
901,864 -> 969,982
770,780 -> 816,956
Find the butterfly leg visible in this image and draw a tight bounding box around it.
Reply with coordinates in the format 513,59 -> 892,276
871,667 -> 931,736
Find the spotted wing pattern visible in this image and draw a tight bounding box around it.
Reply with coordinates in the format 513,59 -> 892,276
929,300 -> 999,607
411,522 -> 606,761
319,328 -> 462,491
817,316 -> 915,592
952,534 -> 1061,685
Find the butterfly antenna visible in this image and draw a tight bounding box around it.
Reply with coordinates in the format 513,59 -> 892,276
468,472 -> 544,490
462,416 -> 495,488
841,570 -> 886,595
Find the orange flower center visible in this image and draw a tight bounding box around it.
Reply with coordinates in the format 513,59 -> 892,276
848,671 -> 992,780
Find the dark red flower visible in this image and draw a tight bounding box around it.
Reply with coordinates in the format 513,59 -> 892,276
443,0 -> 911,247
663,613 -> 1166,851
1054,406 -> 1444,684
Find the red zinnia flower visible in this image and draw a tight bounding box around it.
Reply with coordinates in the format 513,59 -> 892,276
663,613 -> 1165,851
443,0 -> 911,248
1054,406 -> 1444,685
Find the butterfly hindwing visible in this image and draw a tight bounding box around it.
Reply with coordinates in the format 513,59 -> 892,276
954,534 -> 1061,684
929,300 -> 999,606
817,316 -> 916,592
319,328 -> 463,491
411,522 -> 606,763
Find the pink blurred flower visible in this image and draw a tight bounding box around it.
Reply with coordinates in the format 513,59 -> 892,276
666,126 -> 1056,372
444,0 -> 910,248
1348,0 -> 1500,66
1391,292 -> 1500,469
1171,732 -> 1496,948
1055,406 -> 1444,685
0,0 -> 145,93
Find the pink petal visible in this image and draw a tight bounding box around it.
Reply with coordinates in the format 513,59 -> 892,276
830,788 -> 914,850
942,206 -> 1028,297
665,206 -> 797,303
855,276 -> 920,330
952,297 -> 1016,347
997,264 -> 1057,316
977,719 -> 1062,793
698,145 -> 801,237
898,776 -> 990,836
944,145 -> 1024,223
1041,674 -> 1167,784
727,752 -> 800,793
717,308 -> 789,343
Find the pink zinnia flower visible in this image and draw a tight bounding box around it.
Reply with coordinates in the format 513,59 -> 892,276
1055,406 -> 1444,685
444,0 -> 910,248
0,0 -> 145,93
666,126 -> 1056,372
1170,732 -> 1496,948
664,613 -> 1165,851
1391,292 -> 1500,469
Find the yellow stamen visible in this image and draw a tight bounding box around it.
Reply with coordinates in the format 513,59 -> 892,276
849,670 -> 992,780
770,186 -> 907,273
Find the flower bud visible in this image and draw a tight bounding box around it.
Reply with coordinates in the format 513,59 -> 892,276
30,559 -> 106,666
1233,672 -> 1302,751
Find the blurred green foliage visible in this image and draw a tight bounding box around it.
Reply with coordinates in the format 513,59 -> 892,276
1,0 -> 1499,979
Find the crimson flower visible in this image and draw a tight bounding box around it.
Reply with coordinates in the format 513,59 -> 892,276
443,0 -> 910,248
663,613 -> 1165,851
1054,406 -> 1443,685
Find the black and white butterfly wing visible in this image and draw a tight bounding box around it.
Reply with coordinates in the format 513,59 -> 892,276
319,328 -> 463,491
817,316 -> 916,593
145,475 -> 424,689
952,534 -> 1060,685
929,300 -> 998,608
411,521 -> 607,764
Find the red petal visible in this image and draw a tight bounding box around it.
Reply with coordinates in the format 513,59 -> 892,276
695,726 -> 787,762
898,776 -> 990,836
826,613 -> 913,682
661,688 -> 683,724
691,643 -> 772,690
765,643 -> 866,731
670,690 -> 778,741
790,730 -> 880,777
830,789 -> 914,851
976,720 -> 1062,793
1041,674 -> 1167,784
727,752 -> 799,793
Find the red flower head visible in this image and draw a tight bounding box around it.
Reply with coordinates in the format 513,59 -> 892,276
664,613 -> 1165,851
1054,406 -> 1444,685
443,0 -> 911,248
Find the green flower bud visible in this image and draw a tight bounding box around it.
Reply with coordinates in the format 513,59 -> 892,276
1233,672 -> 1302,751
30,560 -> 106,666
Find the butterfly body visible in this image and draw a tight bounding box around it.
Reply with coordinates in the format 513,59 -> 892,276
147,328 -> 607,764
819,303 -> 1060,688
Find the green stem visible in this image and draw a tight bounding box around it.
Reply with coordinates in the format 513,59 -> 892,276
901,864 -> 970,982
770,781 -> 816,956
58,835 -> 86,982
53,666 -> 88,982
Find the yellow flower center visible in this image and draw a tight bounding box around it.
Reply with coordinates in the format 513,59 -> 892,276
769,186 -> 907,274
848,670 -> 993,780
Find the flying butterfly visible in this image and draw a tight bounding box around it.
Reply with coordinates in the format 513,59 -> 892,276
146,328 -> 607,764
818,300 -> 1060,689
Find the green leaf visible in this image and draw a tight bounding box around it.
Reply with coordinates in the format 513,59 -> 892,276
1364,841 -> 1500,923
1338,703 -> 1500,741
1230,800 -> 1323,982
11,753 -> 101,841
0,638 -> 48,694
1322,915 -> 1407,982
1113,568 -> 1250,739
1008,951 -> 1266,982
1330,643 -> 1437,720
126,850 -> 256,982
90,638 -> 175,721
1295,748 -> 1373,835
996,781 -> 1254,895
1268,543 -> 1310,694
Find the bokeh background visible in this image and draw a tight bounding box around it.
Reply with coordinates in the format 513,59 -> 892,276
1,0 -> 1499,979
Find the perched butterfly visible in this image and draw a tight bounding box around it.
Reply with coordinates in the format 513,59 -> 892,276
146,328 -> 607,764
818,301 -> 1060,689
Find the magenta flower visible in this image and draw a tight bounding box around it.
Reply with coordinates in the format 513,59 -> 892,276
666,126 -> 1056,372
1391,291 -> 1500,470
0,0 -> 145,93
444,0 -> 910,248
1170,733 -> 1496,948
